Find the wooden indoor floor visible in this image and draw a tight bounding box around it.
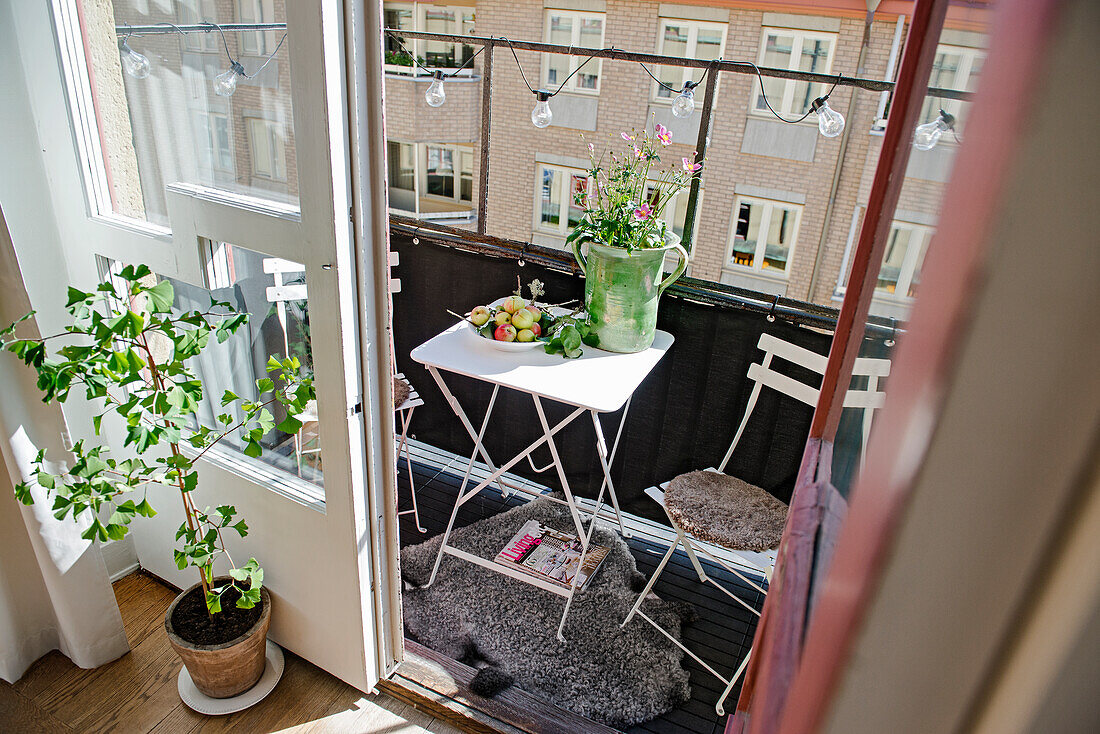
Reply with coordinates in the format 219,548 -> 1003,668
397,457 -> 765,734
0,573 -> 464,734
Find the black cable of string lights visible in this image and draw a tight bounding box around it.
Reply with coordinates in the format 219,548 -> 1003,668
122,20 -> 287,79
384,30 -> 486,79
501,36 -> 604,98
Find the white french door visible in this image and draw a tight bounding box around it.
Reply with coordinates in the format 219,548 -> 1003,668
4,0 -> 399,689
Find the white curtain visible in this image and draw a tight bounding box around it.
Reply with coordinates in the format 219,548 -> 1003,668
0,212 -> 130,683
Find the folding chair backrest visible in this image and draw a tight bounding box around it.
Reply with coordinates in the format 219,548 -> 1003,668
717,333 -> 890,473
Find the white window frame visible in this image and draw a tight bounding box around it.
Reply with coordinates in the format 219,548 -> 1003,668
239,0 -> 278,56
246,117 -> 288,181
725,195 -> 801,277
541,10 -> 605,95
534,163 -> 589,237
383,2 -> 476,77
834,209 -> 936,303
36,0 -> 400,689
919,43 -> 986,131
652,18 -> 727,103
752,27 -> 837,119
179,0 -> 220,52
420,143 -> 474,204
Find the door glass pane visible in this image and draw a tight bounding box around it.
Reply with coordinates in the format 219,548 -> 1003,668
763,206 -> 795,271
546,15 -> 572,87
758,33 -> 793,111
732,201 -> 761,266
388,141 -> 415,191
540,167 -> 561,227
567,174 -> 587,228
657,24 -> 688,97
426,147 -> 455,198
172,243 -> 323,489
384,5 -> 415,61
79,0 -> 297,226
424,8 -> 458,66
877,226 -> 912,293
791,38 -> 831,112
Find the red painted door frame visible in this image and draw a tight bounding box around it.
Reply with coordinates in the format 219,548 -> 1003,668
728,0 -> 952,730
727,0 -> 1066,731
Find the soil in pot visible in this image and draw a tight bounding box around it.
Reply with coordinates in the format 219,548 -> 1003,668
171,585 -> 263,646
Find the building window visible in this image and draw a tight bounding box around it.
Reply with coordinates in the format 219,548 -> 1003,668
920,44 -> 985,131
239,0 -> 278,56
536,164 -> 588,236
383,2 -> 475,74
194,112 -> 234,173
388,141 -> 416,192
644,184 -> 692,241
727,196 -> 801,275
423,144 -> 473,203
876,221 -> 933,298
542,11 -> 605,94
753,27 -> 836,118
247,118 -> 288,181
179,0 -> 219,52
653,19 -> 726,102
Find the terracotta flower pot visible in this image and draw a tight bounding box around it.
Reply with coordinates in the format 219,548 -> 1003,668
164,577 -> 272,699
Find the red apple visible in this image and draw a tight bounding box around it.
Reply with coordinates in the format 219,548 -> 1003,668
529,322 -> 542,337
525,305 -> 542,321
494,324 -> 517,342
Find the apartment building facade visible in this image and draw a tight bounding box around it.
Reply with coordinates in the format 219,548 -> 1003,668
383,0 -> 990,318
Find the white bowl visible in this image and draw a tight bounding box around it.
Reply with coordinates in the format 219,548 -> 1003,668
464,297 -> 569,352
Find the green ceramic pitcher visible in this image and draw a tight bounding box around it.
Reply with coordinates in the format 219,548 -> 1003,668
570,236 -> 689,353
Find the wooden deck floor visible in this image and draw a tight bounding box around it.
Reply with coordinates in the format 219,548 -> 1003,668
397,457 -> 765,734
0,573 -> 464,734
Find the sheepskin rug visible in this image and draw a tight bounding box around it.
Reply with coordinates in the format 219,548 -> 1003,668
401,496 -> 695,728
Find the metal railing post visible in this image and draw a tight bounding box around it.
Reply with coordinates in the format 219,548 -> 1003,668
477,40 -> 494,234
681,59 -> 720,255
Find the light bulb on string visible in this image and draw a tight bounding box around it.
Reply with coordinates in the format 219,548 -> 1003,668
671,83 -> 696,118
118,39 -> 150,79
913,109 -> 955,151
425,71 -> 446,107
531,91 -> 553,129
811,96 -> 845,138
213,61 -> 246,97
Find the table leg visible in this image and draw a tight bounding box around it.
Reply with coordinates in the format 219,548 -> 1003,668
426,367 -> 511,498
531,395 -> 586,541
590,399 -> 632,538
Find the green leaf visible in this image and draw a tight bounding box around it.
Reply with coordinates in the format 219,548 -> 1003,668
65,287 -> 90,308
181,472 -> 198,493
228,567 -> 249,582
236,587 -> 261,609
255,378 -> 274,394
232,520 -> 249,537
243,440 -> 263,459
221,390 -> 239,406
205,590 -> 222,615
266,355 -> 281,371
105,523 -> 127,541
143,280 -> 175,313
135,499 -> 157,518
276,416 -> 303,434
37,472 -> 55,489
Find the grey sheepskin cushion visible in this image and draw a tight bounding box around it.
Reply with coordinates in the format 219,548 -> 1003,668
665,470 -> 788,552
393,376 -> 411,409
401,496 -> 695,728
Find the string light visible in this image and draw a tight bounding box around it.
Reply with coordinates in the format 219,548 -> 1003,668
118,38 -> 150,79
383,32 -> 485,108
672,83 -> 697,118
811,96 -> 845,137
913,109 -> 956,150
503,38 -> 601,128
115,22 -> 287,98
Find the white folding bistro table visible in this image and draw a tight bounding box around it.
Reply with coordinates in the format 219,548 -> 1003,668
411,321 -> 674,640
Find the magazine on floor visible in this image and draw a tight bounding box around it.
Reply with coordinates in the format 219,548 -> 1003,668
494,519 -> 609,591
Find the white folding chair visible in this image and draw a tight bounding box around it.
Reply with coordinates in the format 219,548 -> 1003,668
621,333 -> 890,715
395,373 -> 427,533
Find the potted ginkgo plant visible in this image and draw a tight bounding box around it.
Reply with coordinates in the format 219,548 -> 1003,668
1,264 -> 314,699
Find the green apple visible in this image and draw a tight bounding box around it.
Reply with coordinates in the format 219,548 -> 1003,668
494,324 -> 517,342
469,306 -> 491,326
516,328 -> 535,342
502,295 -> 526,314
493,310 -> 511,326
510,308 -> 535,330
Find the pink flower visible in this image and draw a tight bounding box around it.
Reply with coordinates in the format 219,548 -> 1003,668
633,203 -> 652,220
681,157 -> 702,172
620,132 -> 635,141
587,142 -> 595,153
655,123 -> 672,146
633,146 -> 644,159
